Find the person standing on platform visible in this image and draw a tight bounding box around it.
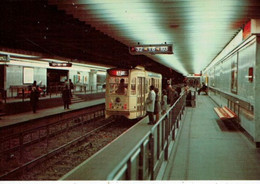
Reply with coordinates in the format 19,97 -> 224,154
161,89 -> 168,115
166,80 -> 174,105
171,87 -> 179,105
198,82 -> 208,95
69,79 -> 74,97
146,85 -> 156,125
154,88 -> 160,122
30,81 -> 40,113
62,85 -> 71,109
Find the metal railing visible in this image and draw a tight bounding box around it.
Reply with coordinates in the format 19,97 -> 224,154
107,94 -> 186,180
3,85 -> 106,103
61,93 -> 186,180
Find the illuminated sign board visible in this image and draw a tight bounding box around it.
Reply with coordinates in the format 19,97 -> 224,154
129,44 -> 173,55
49,62 -> 72,67
0,54 -> 10,62
243,20 -> 251,40
108,69 -> 129,76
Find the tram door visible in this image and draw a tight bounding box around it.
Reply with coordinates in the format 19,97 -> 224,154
137,77 -> 146,117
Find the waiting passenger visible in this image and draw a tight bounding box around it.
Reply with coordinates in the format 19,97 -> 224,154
154,88 -> 160,122
166,80 -> 174,105
171,87 -> 179,105
184,84 -> 189,94
69,79 -> 74,97
30,81 -> 40,113
198,83 -> 208,95
161,89 -> 168,115
62,85 -> 71,109
146,85 -> 156,125
116,79 -> 127,95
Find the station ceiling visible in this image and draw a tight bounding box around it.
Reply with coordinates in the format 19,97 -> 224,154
1,0 -> 260,77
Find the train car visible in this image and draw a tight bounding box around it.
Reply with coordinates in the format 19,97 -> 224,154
202,31 -> 260,147
105,66 -> 162,119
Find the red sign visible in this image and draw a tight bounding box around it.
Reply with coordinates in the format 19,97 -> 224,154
108,69 -> 129,76
243,20 -> 251,40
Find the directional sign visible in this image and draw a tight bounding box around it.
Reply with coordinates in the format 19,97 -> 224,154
49,62 -> 72,67
129,44 -> 173,55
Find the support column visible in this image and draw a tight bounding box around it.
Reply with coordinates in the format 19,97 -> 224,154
89,69 -> 97,92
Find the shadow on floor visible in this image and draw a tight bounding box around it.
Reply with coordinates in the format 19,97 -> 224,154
216,119 -> 239,132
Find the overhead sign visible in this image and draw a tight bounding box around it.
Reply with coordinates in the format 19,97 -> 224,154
0,54 -> 10,62
108,69 -> 129,76
129,44 -> 173,55
49,62 -> 72,67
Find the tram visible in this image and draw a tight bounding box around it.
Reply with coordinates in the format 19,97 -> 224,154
105,66 -> 162,119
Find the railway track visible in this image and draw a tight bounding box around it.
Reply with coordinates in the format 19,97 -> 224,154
1,115 -> 137,180
0,104 -> 136,180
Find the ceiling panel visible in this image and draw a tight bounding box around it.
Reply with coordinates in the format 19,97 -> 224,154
1,0 -> 260,79
49,0 -> 260,75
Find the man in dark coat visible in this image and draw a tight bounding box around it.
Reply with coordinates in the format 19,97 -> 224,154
30,81 -> 40,113
62,85 -> 71,109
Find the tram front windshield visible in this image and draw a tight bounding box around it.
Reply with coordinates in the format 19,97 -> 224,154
108,77 -> 128,95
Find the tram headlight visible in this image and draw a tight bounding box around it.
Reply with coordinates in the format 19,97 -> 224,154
116,97 -> 121,103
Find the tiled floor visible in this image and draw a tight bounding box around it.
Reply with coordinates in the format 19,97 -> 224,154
163,95 -> 260,180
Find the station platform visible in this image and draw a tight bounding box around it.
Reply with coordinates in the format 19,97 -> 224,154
0,91 -> 105,115
0,97 -> 105,128
163,95 -> 260,180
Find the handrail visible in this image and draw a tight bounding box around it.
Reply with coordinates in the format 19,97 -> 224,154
61,92 -> 186,180
208,86 -> 253,111
107,93 -> 186,180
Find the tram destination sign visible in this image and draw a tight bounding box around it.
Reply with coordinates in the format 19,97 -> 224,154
49,62 -> 72,67
129,44 -> 173,55
108,69 -> 129,76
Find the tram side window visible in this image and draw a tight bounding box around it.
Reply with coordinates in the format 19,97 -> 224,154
131,78 -> 136,95
109,77 -> 128,95
155,79 -> 158,89
145,79 -> 149,94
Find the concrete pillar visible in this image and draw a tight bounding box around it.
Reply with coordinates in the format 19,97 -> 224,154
89,69 -> 97,91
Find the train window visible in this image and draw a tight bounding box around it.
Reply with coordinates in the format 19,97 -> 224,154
145,79 -> 149,94
108,77 -> 128,95
131,78 -> 136,95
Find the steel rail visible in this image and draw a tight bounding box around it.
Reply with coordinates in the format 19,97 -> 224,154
0,117 -> 115,179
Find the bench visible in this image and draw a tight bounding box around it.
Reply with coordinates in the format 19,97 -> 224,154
18,89 -> 31,98
214,106 -> 237,120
